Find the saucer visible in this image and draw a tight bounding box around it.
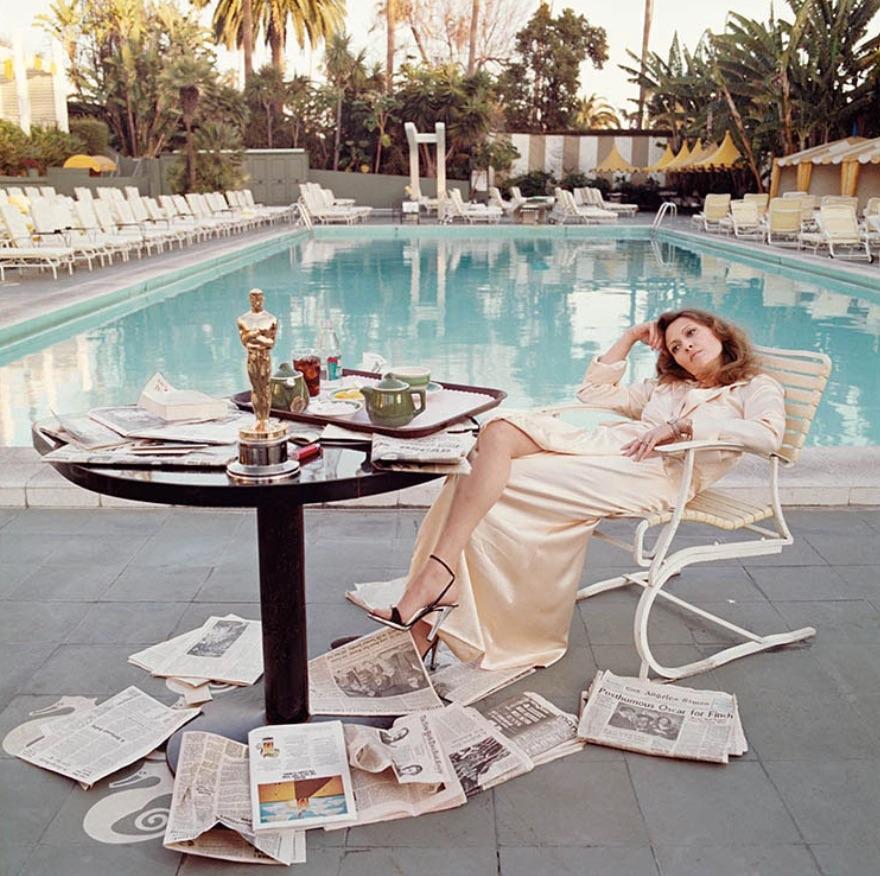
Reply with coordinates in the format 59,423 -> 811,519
426,381 -> 443,394
308,399 -> 363,418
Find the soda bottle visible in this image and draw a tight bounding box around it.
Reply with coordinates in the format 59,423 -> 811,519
319,320 -> 342,389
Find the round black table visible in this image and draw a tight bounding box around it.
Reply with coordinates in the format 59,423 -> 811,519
32,426 -> 440,765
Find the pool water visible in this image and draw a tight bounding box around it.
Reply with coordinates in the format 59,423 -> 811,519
1,233 -> 878,446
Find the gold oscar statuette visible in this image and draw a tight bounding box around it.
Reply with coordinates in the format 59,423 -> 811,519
226,289 -> 299,482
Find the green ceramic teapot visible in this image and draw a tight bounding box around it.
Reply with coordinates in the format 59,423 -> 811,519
270,363 -> 309,413
360,375 -> 426,427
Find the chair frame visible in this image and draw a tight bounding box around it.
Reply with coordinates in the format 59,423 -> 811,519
541,345 -> 831,681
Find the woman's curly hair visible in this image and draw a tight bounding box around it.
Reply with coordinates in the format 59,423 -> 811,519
654,309 -> 761,386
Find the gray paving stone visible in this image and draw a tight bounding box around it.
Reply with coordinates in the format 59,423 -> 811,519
305,559 -> 411,605
775,599 -> 880,643
588,644 -> 723,684
0,508 -> 94,534
0,532 -> 72,566
830,565 -> 880,600
44,533 -> 151,568
763,760 -> 880,844
0,508 -> 20,528
627,759 -> 800,845
518,645 -> 596,718
733,690 -> 880,761
579,596 -> 695,646
20,644 -> 175,699
193,565 -> 260,602
785,509 -> 876,536
500,846 -> 660,876
18,840 -> 181,876
171,603 -> 261,636
345,790 -> 495,847
740,538 -> 828,567
0,644 -> 56,708
808,841 -> 880,876
747,565 -> 855,601
10,563 -> 120,601
684,601 -> 793,645
66,602 -> 189,645
338,846 -> 497,876
0,601 -> 90,643
660,566 -> 769,603
809,641 -> 880,696
652,843 -> 819,876
128,533 -> 238,568
706,647 -> 839,699
76,508 -> 170,536
158,508 -> 247,538
100,565 -> 211,602
804,532 -> 880,564
305,602 -> 380,660
0,562 -> 35,597
0,759 -> 75,870
495,760 -> 648,846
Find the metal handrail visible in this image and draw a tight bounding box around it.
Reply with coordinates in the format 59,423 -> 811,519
652,200 -> 678,231
292,200 -> 313,230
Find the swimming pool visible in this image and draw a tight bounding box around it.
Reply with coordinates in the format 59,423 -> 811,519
1,227 -> 878,446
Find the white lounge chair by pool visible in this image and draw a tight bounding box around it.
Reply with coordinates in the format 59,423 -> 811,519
0,203 -> 76,280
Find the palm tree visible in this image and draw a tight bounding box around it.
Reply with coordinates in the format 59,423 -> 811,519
194,0 -> 343,79
324,32 -> 370,170
574,93 -> 621,129
636,0 -> 654,127
386,0 -> 395,93
467,0 -> 480,75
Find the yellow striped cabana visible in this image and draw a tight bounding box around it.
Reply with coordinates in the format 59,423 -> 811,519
593,142 -> 638,174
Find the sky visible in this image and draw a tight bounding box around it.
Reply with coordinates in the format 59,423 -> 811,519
0,0 -> 852,116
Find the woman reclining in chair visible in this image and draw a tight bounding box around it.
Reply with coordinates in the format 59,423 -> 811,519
367,309 -> 786,670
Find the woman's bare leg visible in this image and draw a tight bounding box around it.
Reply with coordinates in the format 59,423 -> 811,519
376,420 -> 541,641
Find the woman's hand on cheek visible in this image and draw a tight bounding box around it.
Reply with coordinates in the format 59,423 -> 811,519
621,424 -> 677,461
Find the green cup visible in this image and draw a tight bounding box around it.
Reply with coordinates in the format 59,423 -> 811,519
387,366 -> 431,389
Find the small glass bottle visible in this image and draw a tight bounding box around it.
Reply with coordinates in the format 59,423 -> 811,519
318,320 -> 342,389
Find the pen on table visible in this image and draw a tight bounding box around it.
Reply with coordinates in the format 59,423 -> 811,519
296,443 -> 321,463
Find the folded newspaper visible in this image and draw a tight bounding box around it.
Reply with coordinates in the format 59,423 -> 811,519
43,442 -> 238,468
248,721 -> 357,832
138,372 -> 230,421
576,671 -> 747,764
14,686 -> 200,787
164,731 -> 305,865
371,432 -> 475,475
129,615 -> 263,687
481,692 -> 585,766
308,628 -> 444,716
430,660 -> 535,707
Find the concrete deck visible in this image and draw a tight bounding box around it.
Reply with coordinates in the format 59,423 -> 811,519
1,504 -> 879,875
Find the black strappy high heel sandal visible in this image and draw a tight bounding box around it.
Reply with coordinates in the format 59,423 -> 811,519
368,554 -> 458,641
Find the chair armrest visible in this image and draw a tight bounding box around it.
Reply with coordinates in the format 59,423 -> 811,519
654,439 -> 748,454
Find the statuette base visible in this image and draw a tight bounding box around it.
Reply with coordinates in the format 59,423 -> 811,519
227,430 -> 299,482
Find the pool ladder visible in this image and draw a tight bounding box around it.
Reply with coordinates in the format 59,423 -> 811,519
292,200 -> 313,231
652,201 -> 678,233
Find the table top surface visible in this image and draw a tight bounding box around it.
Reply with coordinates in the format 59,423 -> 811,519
32,424 -> 441,508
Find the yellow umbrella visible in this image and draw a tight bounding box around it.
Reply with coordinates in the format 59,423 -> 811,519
90,155 -> 117,173
64,154 -> 103,172
662,142 -> 693,171
642,143 -> 675,172
594,143 -> 638,173
694,131 -> 742,170
683,140 -> 717,170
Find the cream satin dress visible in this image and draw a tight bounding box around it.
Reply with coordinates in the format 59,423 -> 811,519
407,356 -> 786,671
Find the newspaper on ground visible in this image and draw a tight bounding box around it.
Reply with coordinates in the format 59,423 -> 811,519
14,687 -> 200,787
345,576 -> 406,613
164,731 -> 305,865
481,692 -> 585,765
248,721 -> 357,832
344,711 -> 448,785
577,671 -> 747,764
130,615 -> 263,686
308,628 -> 444,716
371,432 -> 476,466
42,442 -> 238,468
430,659 -> 535,707
429,703 -> 533,798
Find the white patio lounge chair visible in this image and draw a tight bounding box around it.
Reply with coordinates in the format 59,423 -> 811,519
539,344 -> 831,680
299,187 -> 359,224
488,186 -> 516,215
581,187 -> 639,216
695,193 -> 731,233
729,201 -> 765,241
0,203 -> 76,280
799,204 -> 872,261
28,197 -> 109,269
766,200 -> 803,247
72,199 -> 139,261
446,188 -> 502,224
552,189 -> 616,225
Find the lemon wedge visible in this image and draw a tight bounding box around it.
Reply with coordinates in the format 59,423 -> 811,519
333,388 -> 364,401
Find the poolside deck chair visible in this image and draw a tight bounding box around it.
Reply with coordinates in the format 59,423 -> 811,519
540,345 -> 831,680
28,197 -> 108,269
72,199 -> 139,261
488,186 -> 516,215
729,201 -> 765,241
580,187 -> 639,216
0,203 -> 75,280
742,193 -> 769,215
766,200 -> 803,247
299,187 -> 359,224
552,189 -> 616,225
239,189 -> 296,222
864,214 -> 880,252
696,193 -> 731,233
508,187 -> 528,213
820,195 -> 858,211
126,193 -> 190,248
799,205 -> 872,261
446,188 -> 502,224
